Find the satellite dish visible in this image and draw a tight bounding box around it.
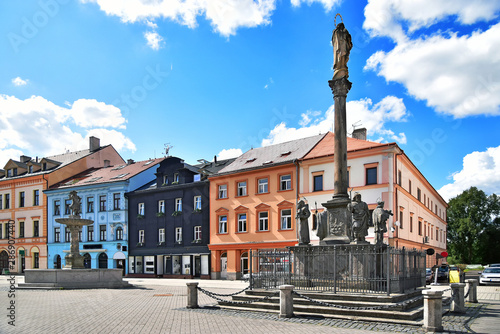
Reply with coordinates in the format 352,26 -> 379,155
394,221 -> 400,227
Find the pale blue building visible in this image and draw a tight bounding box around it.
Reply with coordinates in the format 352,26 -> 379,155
45,158 -> 163,274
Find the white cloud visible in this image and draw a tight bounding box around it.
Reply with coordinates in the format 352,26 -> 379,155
365,23 -> 500,117
12,77 -> 28,86
363,0 -> 500,42
144,30 -> 164,50
438,146 -> 500,201
0,94 -> 134,167
71,99 -> 127,128
81,0 -> 277,37
291,0 -> 340,11
217,148 -> 243,160
261,95 -> 409,146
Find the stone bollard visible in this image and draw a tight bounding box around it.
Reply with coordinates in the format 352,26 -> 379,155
422,289 -> 443,332
450,283 -> 466,313
186,282 -> 199,309
465,279 -> 478,303
279,285 -> 294,318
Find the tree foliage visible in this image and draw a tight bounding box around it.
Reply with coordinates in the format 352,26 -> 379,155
447,187 -> 500,264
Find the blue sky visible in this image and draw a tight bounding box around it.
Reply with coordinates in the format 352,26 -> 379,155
1,0 -> 499,201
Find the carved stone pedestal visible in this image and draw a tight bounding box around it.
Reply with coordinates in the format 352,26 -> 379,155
320,195 -> 351,245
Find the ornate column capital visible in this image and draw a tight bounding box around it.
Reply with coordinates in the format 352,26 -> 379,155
329,77 -> 352,97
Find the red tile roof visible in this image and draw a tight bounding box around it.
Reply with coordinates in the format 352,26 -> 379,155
303,132 -> 391,159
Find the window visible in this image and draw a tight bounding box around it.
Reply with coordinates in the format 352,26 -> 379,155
33,252 -> 39,269
158,228 -> 165,243
6,169 -> 12,177
410,216 -> 413,233
19,222 -> 24,238
0,225 -> 2,239
158,200 -> 165,214
116,227 -> 123,240
28,165 -> 33,173
33,190 -> 39,206
175,198 -> 182,212
408,180 -> 412,194
54,227 -> 60,242
19,191 -> 25,208
175,227 -> 182,243
0,196 -> 2,210
138,203 -> 145,215
399,212 -> 403,229
417,188 -> 421,201
65,228 -> 71,242
218,184 -> 227,199
100,225 -> 106,241
138,230 -> 145,243
280,209 -> 292,230
237,181 -> 247,196
366,167 -> 377,185
78,230 -> 82,242
173,173 -> 179,183
313,175 -> 323,192
219,215 -> 228,234
258,211 -> 269,231
258,178 -> 268,194
4,194 -> 9,209
13,168 -> 17,176
33,220 -> 39,237
87,197 -> 94,213
113,193 -> 120,210
418,220 -> 422,236
99,195 -> 107,211
194,226 -> 202,241
87,225 -> 94,241
65,199 -> 71,215
398,170 -> 402,186
163,175 -> 168,185
280,174 -> 291,191
194,196 -> 201,210
238,213 -> 247,233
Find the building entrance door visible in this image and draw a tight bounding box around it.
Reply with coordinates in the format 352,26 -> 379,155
221,253 -> 227,279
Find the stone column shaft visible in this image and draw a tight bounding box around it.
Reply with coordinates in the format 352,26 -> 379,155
279,285 -> 294,318
466,279 -> 478,303
422,289 -> 443,332
187,282 -> 199,309
451,283 -> 466,313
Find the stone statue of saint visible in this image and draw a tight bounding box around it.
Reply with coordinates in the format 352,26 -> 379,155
68,190 -> 82,217
332,22 -> 352,80
297,200 -> 311,245
316,210 -> 328,241
372,200 -> 393,246
347,193 -> 369,243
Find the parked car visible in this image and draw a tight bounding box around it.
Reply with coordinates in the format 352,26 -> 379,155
479,267 -> 500,285
489,263 -> 500,268
435,265 -> 449,283
426,268 -> 434,284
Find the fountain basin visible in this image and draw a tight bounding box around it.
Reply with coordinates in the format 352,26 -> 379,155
19,269 -> 132,289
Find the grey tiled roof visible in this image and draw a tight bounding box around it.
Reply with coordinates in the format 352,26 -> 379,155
217,133 -> 326,175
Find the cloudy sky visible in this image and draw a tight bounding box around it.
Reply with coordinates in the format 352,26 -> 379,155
1,0 -> 499,201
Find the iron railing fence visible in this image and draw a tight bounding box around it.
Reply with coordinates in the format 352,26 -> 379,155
249,245 -> 426,295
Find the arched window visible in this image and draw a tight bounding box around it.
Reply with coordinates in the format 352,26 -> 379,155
116,227 -> 123,240
98,253 -> 108,269
0,251 -> 8,271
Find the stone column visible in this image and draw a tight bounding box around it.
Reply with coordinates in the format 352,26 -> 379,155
186,282 -> 199,309
422,289 -> 443,332
450,283 -> 466,313
320,77 -> 352,245
64,225 -> 84,269
279,285 -> 294,318
465,279 -> 478,303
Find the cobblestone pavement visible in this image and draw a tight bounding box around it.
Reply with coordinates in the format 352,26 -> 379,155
0,276 -> 497,334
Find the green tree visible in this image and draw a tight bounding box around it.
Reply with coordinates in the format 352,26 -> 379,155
447,187 -> 499,264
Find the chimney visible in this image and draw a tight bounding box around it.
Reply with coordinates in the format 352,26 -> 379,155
20,155 -> 31,163
89,136 -> 100,152
127,159 -> 135,165
104,160 -> 110,167
352,128 -> 367,141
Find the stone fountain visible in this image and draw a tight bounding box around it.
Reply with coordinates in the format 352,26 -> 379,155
19,191 -> 131,289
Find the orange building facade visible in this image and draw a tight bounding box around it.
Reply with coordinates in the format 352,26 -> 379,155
208,134 -> 325,280
0,138 -> 124,273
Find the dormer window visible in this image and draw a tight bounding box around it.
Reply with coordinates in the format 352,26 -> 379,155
28,165 -> 33,173
280,151 -> 291,156
42,163 -> 47,171
6,169 -> 12,177
162,175 -> 168,185
173,173 -> 179,184
13,168 -> 17,176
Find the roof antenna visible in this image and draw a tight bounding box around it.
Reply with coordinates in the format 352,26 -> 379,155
164,143 -> 173,157
348,120 -> 362,136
